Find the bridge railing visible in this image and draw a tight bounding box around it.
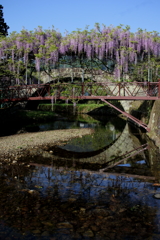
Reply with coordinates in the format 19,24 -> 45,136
49,81 -> 160,99
0,81 -> 160,102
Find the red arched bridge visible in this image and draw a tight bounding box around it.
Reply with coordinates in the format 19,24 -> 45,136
1,80 -> 160,131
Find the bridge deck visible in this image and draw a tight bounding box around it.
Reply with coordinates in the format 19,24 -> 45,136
1,96 -> 158,102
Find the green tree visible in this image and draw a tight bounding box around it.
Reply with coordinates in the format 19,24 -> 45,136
0,5 -> 9,36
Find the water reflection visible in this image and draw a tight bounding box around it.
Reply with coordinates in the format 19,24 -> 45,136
0,162 -> 160,239
60,122 -> 121,152
39,120 -> 96,131
1,115 -> 160,239
46,123 -> 148,173
38,119 -> 122,153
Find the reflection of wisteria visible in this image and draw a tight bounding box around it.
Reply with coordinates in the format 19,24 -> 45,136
22,165 -> 158,208
0,162 -> 157,208
0,162 -> 160,239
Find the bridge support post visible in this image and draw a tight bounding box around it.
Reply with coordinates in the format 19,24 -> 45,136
100,98 -> 149,131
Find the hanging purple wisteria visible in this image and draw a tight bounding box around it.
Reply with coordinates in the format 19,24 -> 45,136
0,24 -> 160,84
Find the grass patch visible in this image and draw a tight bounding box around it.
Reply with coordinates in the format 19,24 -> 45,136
38,103 -> 106,113
16,110 -> 57,122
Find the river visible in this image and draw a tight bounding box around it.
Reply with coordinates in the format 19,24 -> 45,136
0,113 -> 160,239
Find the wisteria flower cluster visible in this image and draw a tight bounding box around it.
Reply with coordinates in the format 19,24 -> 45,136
0,24 -> 160,83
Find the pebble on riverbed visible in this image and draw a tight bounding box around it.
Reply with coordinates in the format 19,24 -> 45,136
153,193 -> 160,199
0,129 -> 93,163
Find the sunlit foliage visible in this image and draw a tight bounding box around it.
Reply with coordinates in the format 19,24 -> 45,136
1,24 -> 160,84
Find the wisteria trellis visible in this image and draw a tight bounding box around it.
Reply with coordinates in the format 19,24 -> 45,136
1,25 -> 160,84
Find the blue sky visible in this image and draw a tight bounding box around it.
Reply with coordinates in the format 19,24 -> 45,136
1,0 -> 160,35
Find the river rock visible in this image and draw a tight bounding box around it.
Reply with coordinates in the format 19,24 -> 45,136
153,193 -> 160,199
41,231 -> 50,236
57,222 -> 73,229
82,229 -> 94,237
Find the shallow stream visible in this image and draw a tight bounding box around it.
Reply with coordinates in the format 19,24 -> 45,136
1,114 -> 160,239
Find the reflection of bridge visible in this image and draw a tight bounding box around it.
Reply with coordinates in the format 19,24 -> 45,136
57,124 -> 147,164
28,124 -> 149,174
1,81 -> 159,131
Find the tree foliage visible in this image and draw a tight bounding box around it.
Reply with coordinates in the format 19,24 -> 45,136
1,24 -> 160,85
0,5 -> 9,37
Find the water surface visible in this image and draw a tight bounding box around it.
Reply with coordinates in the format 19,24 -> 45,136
0,114 -> 160,239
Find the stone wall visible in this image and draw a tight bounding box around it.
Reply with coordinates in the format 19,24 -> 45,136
120,100 -> 144,113
39,69 -> 145,113
148,100 -> 160,146
40,68 -> 110,83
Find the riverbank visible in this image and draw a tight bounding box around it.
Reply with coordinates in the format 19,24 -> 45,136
0,128 -> 93,161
